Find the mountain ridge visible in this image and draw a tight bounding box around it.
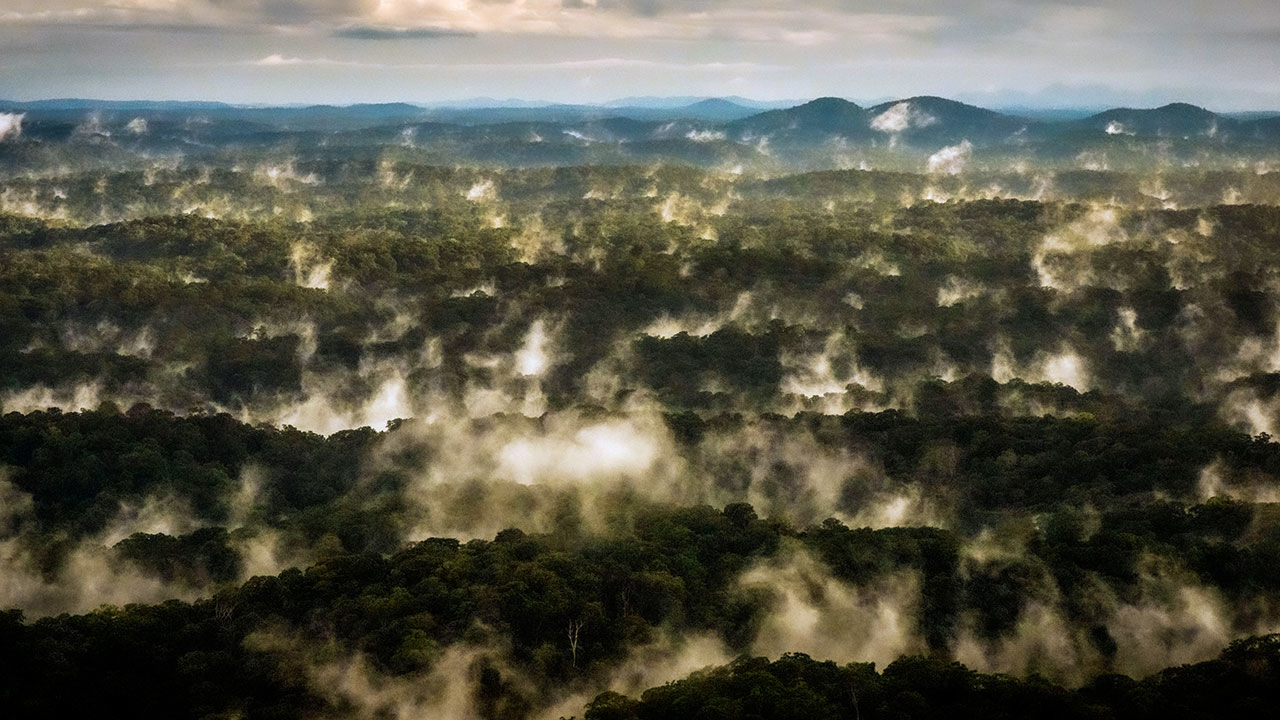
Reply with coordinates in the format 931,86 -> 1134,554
3,96 -> 1278,131
7,95 -> 1280,172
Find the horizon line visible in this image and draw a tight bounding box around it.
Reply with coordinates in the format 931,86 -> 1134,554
3,95 -> 1280,115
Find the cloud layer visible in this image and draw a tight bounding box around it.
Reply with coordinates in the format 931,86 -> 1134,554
1,1 -> 1278,106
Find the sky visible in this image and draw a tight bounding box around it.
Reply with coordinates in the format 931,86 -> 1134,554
1,1 -> 1279,109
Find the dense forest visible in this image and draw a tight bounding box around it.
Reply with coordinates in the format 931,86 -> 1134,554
5,99 -> 1280,718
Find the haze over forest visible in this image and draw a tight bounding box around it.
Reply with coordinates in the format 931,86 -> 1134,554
6,2 -> 1280,719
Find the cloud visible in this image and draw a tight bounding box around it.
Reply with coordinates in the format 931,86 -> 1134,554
740,542 -> 925,668
253,53 -> 295,66
242,54 -> 778,72
0,0 -> 945,44
207,0 -> 379,25
549,57 -> 777,71
926,140 -> 972,174
0,112 -> 23,142
2,0 -> 1277,48
5,0 -> 1280,107
333,25 -> 475,40
253,53 -> 331,66
871,101 -> 939,134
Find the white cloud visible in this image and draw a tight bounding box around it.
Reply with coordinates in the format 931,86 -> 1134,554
4,1 -> 1280,107
871,101 -> 939,134
926,140 -> 972,174
243,54 -> 781,72
0,112 -> 24,142
255,53 -> 301,66
0,0 -> 947,45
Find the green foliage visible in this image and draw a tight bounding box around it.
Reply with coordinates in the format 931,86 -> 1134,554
0,405 -> 376,536
6,163 -> 1280,719
588,638 -> 1280,720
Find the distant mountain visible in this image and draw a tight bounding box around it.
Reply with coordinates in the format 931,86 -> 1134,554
0,99 -> 235,111
724,96 -> 1035,149
411,105 -> 715,125
605,96 -> 797,110
421,98 -> 553,109
675,98 -> 760,122
242,103 -> 429,130
1072,103 -> 1230,138
864,96 -> 1032,145
726,97 -> 871,142
298,103 -> 425,115
407,100 -> 760,125
6,95 -> 1280,172
1226,111 -> 1280,122
988,107 -> 1099,122
1245,115 -> 1280,141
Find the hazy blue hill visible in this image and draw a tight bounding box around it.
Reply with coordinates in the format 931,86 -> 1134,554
1244,114 -> 1280,140
726,97 -> 871,140
9,95 -> 1280,171
5,117 -> 81,143
674,98 -> 761,121
233,104 -> 429,131
726,95 -> 1032,149
286,103 -> 427,121
407,103 -> 743,125
604,95 -> 795,109
867,95 -> 1026,124
6,110 -> 283,149
424,105 -> 601,125
0,99 -> 234,111
572,116 -> 660,141
865,95 -> 1033,145
990,107 -> 1100,121
331,119 -> 467,143
1072,102 -> 1232,138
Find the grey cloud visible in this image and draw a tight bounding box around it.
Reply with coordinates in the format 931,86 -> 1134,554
0,0 -> 376,30
607,0 -> 667,18
334,26 -> 476,41
62,23 -> 244,35
1,0 -> 1278,107
205,0 -> 377,18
